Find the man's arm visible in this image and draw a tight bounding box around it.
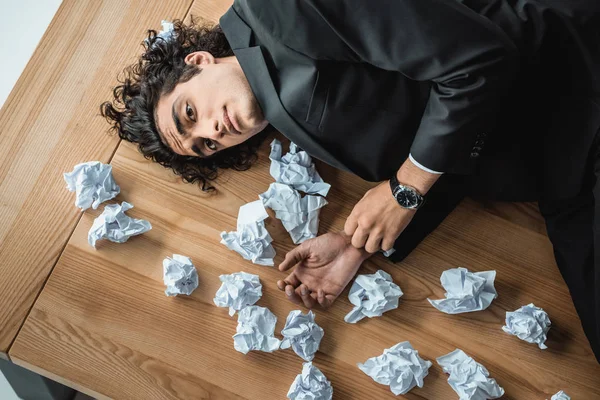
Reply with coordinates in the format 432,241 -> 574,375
342,154 -> 443,253
397,156 -> 443,196
238,0 -> 518,174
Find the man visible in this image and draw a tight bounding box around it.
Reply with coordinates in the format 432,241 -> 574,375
101,0 -> 600,362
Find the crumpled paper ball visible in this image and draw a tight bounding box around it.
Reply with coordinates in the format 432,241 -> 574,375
550,390 -> 570,400
233,306 -> 281,354
437,349 -> 504,400
213,272 -> 262,316
64,161 -> 120,210
428,267 -> 497,314
269,139 -> 330,196
220,200 -> 276,266
280,310 -> 324,361
502,303 -> 551,349
287,362 -> 333,400
358,341 -> 432,395
163,254 -> 199,296
87,202 -> 151,247
260,182 -> 328,244
344,270 -> 403,323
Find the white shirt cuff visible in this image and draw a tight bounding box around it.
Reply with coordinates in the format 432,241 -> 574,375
409,153 -> 444,174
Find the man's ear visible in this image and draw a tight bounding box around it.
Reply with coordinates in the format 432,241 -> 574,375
184,51 -> 215,66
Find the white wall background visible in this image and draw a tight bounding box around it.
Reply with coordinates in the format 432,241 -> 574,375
0,0 -> 63,398
0,0 -> 63,109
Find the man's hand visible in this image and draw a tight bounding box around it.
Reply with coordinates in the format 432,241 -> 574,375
344,158 -> 441,253
276,232 -> 371,309
344,181 -> 416,253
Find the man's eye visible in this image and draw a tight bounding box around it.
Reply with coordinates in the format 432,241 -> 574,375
204,138 -> 217,151
186,103 -> 195,121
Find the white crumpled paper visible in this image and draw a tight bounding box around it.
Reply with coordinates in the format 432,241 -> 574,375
163,254 -> 199,296
437,349 -> 504,400
280,310 -> 324,361
88,202 -> 152,248
260,182 -> 328,244
287,362 -> 333,400
233,305 -> 281,354
550,390 -> 570,400
220,200 -> 276,266
382,248 -> 396,257
358,341 -> 432,395
213,272 -> 262,316
269,139 -> 331,196
146,20 -> 175,47
64,161 -> 120,210
428,267 -> 497,314
344,270 -> 403,323
157,20 -> 174,40
502,303 -> 551,349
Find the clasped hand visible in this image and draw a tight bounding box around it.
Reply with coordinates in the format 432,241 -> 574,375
344,180 -> 415,253
276,180 -> 416,309
276,232 -> 368,308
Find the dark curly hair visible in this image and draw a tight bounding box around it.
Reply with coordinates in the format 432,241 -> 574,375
100,19 -> 269,192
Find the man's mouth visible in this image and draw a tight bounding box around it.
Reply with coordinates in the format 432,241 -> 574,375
223,107 -> 241,135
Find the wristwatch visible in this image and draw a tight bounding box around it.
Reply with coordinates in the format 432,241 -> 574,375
389,174 -> 426,210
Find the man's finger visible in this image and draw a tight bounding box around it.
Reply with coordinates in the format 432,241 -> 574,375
277,280 -> 286,291
317,289 -> 335,309
283,272 -> 302,288
297,284 -> 316,309
365,233 -> 383,253
344,214 -> 359,237
381,239 -> 396,253
317,289 -> 328,308
351,227 -> 369,249
285,284 -> 302,305
279,244 -> 309,271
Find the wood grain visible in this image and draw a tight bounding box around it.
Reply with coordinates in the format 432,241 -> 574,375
10,133 -> 600,399
7,0 -> 600,398
0,0 -> 195,355
185,0 -> 232,23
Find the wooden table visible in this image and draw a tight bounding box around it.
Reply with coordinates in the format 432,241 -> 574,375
4,0 -> 600,399
0,0 -> 195,358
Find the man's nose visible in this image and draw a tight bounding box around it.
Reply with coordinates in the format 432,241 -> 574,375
207,118 -> 225,140
188,118 -> 223,142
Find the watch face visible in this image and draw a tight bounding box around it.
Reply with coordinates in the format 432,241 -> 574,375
396,188 -> 419,208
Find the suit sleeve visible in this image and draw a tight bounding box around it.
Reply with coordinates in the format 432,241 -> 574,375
236,0 -> 518,174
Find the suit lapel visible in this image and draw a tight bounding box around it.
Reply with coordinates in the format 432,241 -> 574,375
220,6 -> 352,173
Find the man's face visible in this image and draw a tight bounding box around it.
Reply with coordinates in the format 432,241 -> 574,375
155,51 -> 268,157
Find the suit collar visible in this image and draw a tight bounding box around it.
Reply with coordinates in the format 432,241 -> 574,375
220,6 -> 351,174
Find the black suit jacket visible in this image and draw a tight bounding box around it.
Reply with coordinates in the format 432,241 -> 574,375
220,0 -> 600,201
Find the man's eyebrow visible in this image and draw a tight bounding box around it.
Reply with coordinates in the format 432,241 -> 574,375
155,103 -> 201,156
172,96 -> 189,137
156,97 -> 207,158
